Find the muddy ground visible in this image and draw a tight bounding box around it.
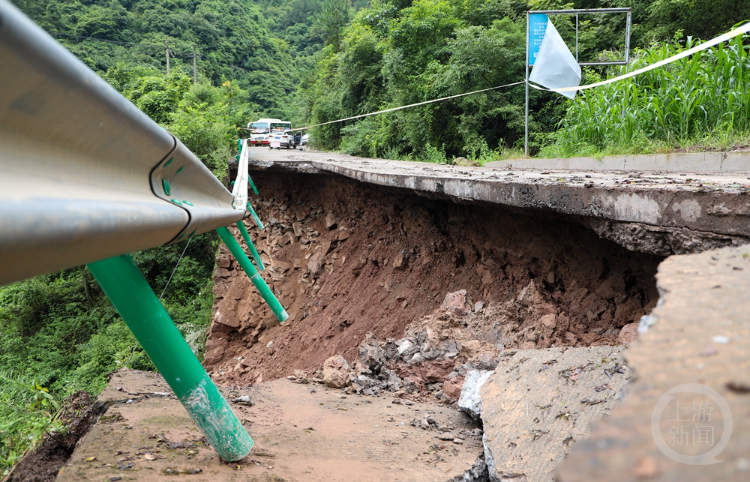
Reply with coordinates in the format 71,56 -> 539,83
206,171 -> 661,387
56,370 -> 486,482
9,391 -> 103,482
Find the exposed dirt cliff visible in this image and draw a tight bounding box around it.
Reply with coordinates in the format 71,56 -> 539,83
205,172 -> 660,387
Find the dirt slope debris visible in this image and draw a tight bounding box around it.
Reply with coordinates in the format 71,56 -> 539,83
59,370 -> 488,482
9,391 -> 104,482
206,171 -> 660,387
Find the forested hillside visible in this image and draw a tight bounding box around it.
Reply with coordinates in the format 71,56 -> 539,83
13,0 -> 328,121
302,0 -> 750,159
2,0 -> 750,475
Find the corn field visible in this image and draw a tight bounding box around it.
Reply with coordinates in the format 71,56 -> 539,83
548,34 -> 750,156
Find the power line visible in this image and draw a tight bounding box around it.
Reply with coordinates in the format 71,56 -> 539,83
48,30 -> 197,57
295,22 -> 750,132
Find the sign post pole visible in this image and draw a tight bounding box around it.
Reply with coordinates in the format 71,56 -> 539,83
525,12 -> 530,158
524,8 -> 632,158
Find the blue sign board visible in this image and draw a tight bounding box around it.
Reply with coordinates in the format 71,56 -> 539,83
528,13 -> 548,66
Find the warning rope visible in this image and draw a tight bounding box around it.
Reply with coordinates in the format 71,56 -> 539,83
293,81 -> 526,131
530,21 -> 750,94
293,22 -> 750,131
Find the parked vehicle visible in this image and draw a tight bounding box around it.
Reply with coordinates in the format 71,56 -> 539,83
247,118 -> 292,146
301,133 -> 310,146
268,130 -> 295,149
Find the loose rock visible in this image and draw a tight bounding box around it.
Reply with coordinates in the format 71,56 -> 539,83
618,322 -> 639,344
458,370 -> 493,420
322,355 -> 351,388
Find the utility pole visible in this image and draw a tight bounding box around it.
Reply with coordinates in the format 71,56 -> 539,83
165,38 -> 170,74
193,45 -> 197,85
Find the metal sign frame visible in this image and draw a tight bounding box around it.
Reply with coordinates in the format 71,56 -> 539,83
524,8 -> 632,156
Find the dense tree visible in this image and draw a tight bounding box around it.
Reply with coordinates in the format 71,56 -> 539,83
12,0 -> 309,122
302,0 -> 750,158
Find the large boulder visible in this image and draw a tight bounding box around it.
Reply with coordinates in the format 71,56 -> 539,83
322,355 -> 351,388
307,252 -> 324,278
441,289 -> 469,315
203,337 -> 228,366
442,377 -> 464,400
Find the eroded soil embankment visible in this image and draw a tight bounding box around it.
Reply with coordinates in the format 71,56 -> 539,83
206,171 -> 661,385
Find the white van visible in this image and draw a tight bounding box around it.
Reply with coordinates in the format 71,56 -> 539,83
247,118 -> 292,146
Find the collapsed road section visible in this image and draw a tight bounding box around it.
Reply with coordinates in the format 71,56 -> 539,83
55,150 -> 750,482
207,169 -> 662,386
200,150 -> 750,480
208,149 -> 750,388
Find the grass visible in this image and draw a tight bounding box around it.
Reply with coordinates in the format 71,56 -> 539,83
0,371 -> 64,475
0,234 -> 218,477
541,33 -> 750,158
351,138 -> 527,166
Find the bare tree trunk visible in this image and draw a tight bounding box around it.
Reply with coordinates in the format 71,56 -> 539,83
79,266 -> 91,304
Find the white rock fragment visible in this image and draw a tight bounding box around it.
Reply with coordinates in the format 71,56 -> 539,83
458,370 -> 493,420
397,339 -> 414,355
712,335 -> 730,344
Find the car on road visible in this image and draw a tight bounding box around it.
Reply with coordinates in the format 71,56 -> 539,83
301,133 -> 310,146
268,130 -> 296,149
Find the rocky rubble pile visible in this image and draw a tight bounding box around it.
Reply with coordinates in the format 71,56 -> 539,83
309,287 -> 641,408
307,290 -> 501,401
205,172 -> 657,389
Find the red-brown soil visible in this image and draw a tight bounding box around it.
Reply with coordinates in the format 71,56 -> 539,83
206,171 -> 660,386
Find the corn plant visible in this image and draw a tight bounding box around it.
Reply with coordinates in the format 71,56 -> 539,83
546,34 -> 750,156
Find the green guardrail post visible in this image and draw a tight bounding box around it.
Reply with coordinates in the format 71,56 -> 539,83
246,201 -> 264,229
87,255 -> 253,461
216,226 -> 288,323
236,221 -> 265,271
248,175 -> 259,195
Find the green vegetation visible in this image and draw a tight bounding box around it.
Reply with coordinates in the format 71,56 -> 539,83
3,0 -> 750,474
302,0 -> 750,161
13,0 -> 311,121
544,33 -> 750,157
0,232 -> 217,473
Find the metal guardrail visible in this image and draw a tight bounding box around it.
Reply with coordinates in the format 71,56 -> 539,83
0,0 -> 243,286
0,1 -> 292,462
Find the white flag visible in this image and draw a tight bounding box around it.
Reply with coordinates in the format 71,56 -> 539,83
529,20 -> 581,99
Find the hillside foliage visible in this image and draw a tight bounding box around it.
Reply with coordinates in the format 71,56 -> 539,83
301,0 -> 750,159
12,0 -> 327,122
2,0 -> 750,474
